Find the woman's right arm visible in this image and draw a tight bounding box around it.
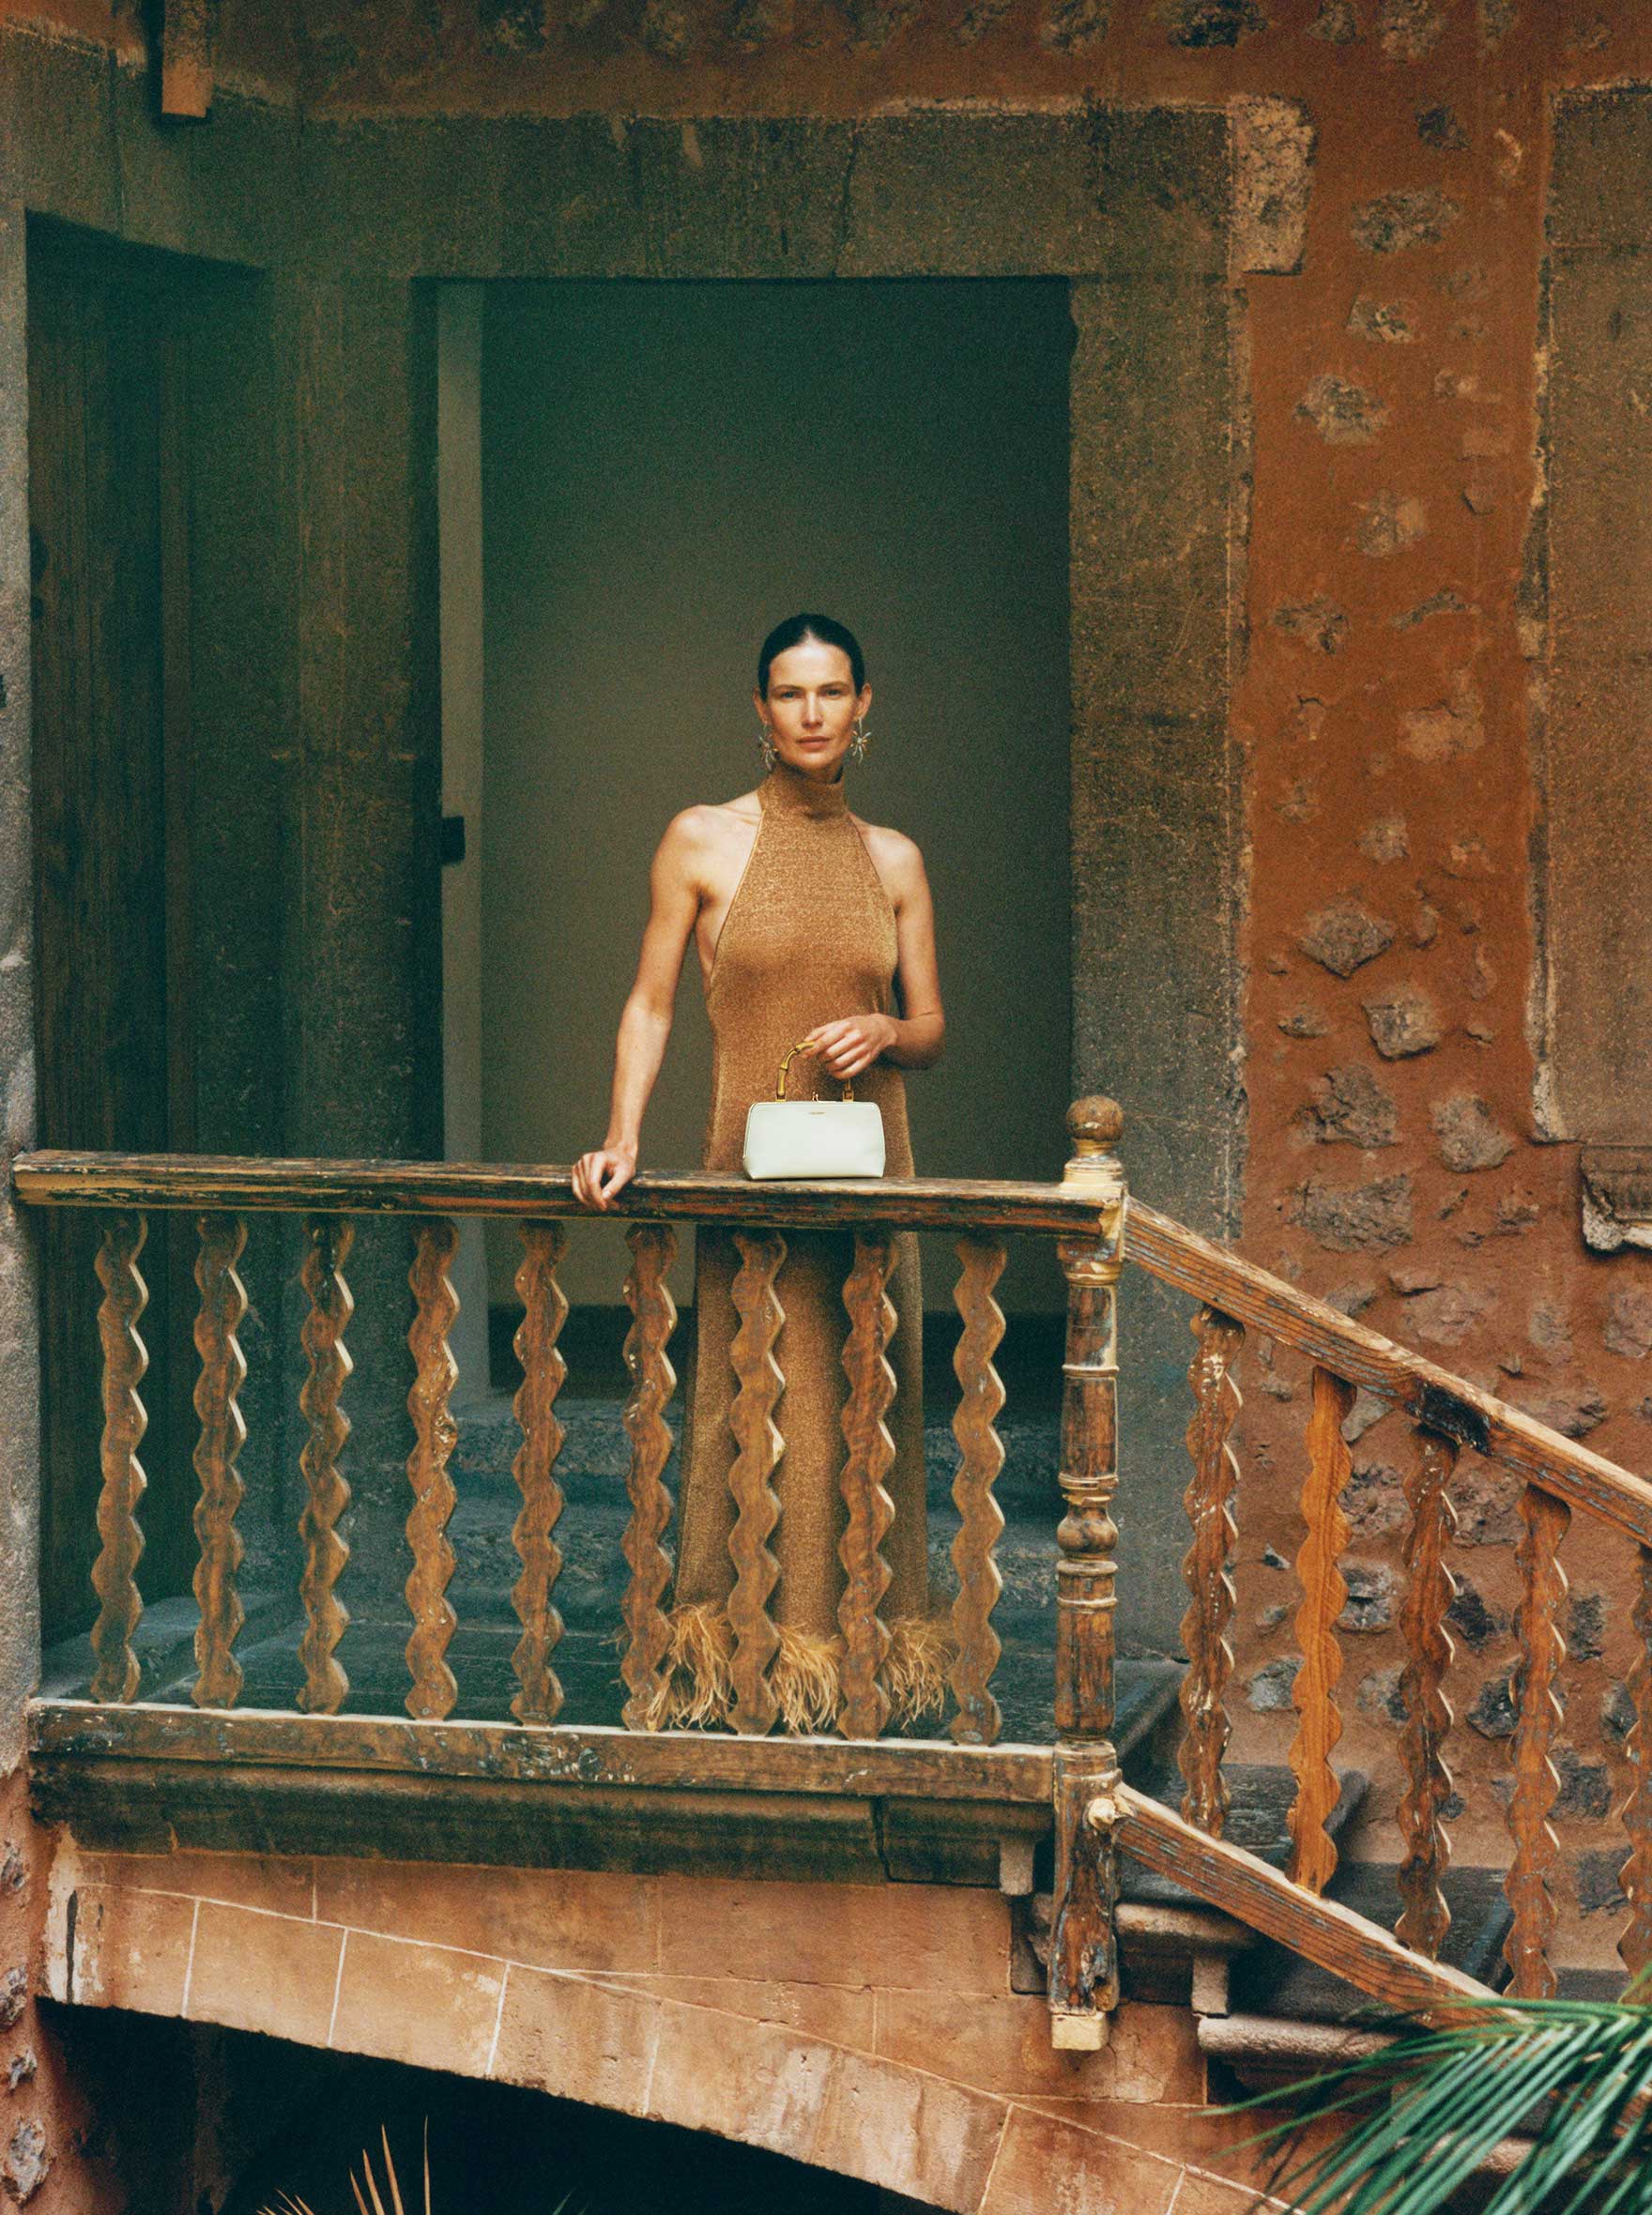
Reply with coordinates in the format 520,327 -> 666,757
572,814 -> 703,1210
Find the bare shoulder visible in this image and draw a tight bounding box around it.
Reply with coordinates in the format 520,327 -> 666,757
850,812 -> 927,891
659,793 -> 760,859
665,792 -> 757,833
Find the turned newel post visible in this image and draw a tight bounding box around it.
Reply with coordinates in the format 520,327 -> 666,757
1048,1095 -> 1126,2050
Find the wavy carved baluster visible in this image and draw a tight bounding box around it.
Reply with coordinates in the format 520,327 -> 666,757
837,1230 -> 898,1740
405,1217 -> 460,1722
297,1215 -> 354,1714
1288,1367 -> 1356,1895
620,1223 -> 678,1732
1619,1547 -> 1652,1993
1505,1482 -> 1569,1998
1396,1426 -> 1460,1959
1179,1306 -> 1244,1834
949,1234 -> 1007,1748
91,1214 -> 149,1704
512,1222 -> 569,1725
191,1212 -> 249,1710
727,1229 -> 786,1736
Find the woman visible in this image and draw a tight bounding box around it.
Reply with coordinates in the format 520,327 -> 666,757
573,613 -> 947,1731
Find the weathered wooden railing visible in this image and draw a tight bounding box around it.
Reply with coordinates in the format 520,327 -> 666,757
14,1102 -> 1126,2039
1116,1192 -> 1652,2023
14,1117 -> 1123,1742
16,1097 -> 1652,2045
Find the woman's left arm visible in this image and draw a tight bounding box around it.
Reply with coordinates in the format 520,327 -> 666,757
803,835 -> 944,1081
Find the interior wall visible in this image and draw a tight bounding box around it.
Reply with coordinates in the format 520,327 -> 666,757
478,276 -> 1073,1320
437,281 -> 490,1396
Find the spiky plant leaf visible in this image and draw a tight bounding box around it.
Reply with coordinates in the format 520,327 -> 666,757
381,2127 -> 406,2215
262,2117 -> 581,2215
1230,1994 -> 1652,2215
349,2136 -> 391,2215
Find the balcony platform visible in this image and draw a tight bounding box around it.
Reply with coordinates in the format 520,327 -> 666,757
29,1657 -> 1183,1887
34,1385 -> 1190,1885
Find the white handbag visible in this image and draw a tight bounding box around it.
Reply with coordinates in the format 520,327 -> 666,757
742,1041 -> 887,1181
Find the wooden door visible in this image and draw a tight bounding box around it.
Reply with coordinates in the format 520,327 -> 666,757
29,221 -> 196,1635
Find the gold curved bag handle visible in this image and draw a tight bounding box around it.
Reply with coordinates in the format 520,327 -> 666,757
777,1041 -> 854,1104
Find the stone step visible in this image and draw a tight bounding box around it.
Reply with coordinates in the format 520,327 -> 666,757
451,1394 -> 1072,1522
138,1616 -> 1180,1756
1555,1964 -> 1646,2004
1120,1762 -> 1371,1913
42,1393 -> 1084,1719
37,1588 -> 295,1707
45,1575 -> 1175,1754
1229,1861 -> 1513,2024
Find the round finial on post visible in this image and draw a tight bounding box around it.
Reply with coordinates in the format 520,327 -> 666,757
1067,1096 -> 1124,1158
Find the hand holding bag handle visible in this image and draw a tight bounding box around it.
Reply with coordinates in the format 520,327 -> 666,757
776,1039 -> 855,1104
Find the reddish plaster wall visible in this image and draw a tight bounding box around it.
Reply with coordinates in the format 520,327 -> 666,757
0,1761 -> 127,2211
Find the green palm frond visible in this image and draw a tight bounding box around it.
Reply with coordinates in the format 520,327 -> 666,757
1229,1993 -> 1652,2215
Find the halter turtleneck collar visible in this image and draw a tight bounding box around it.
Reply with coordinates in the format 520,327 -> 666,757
758,756 -> 850,821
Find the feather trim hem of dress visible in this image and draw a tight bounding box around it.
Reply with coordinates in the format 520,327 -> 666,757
638,1600 -> 956,1734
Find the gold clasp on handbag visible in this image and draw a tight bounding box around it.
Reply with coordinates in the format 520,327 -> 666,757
777,1040 -> 854,1104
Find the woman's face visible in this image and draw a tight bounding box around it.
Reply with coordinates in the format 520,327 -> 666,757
756,639 -> 872,778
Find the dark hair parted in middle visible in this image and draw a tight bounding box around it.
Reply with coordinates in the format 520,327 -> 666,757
757,612 -> 867,697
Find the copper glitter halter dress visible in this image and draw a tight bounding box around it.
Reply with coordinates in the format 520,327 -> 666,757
653,755 -> 944,1732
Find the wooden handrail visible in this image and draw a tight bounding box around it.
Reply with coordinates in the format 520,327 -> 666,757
19,1153 -> 1645,1548
20,1147 -> 1648,1546
9,1149 -> 1108,1235
1107,1785 -> 1501,2024
1127,1197 -> 1652,1549
16,1151 -> 1032,1759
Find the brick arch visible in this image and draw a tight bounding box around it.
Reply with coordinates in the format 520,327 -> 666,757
48,1844 -> 1258,2215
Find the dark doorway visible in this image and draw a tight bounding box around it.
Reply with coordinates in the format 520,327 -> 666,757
451,275 -> 1073,1388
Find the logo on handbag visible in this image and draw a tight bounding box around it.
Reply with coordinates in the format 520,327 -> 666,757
742,1041 -> 888,1181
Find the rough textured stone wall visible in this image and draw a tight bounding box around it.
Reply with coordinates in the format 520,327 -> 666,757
0,1772 -> 128,2211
